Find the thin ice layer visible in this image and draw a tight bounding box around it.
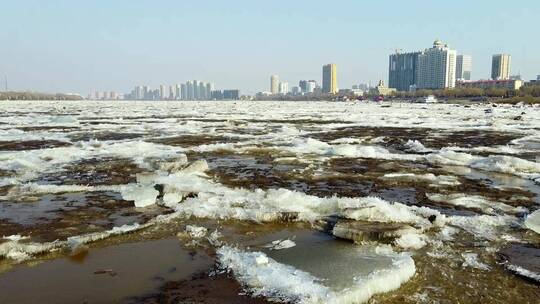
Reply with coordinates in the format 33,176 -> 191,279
217,245 -> 416,304
0,223 -> 149,262
427,193 -> 526,215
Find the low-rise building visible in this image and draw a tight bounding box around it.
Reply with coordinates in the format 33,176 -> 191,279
223,89 -> 240,100
457,79 -> 523,90
370,80 -> 397,96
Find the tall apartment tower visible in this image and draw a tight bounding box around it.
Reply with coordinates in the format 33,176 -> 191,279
322,64 -> 338,94
169,85 -> 175,99
180,84 -> 187,100
416,40 -> 457,89
270,75 -> 279,94
491,54 -> 511,80
206,83 -> 213,100
389,50 -> 420,91
193,80 -> 200,99
278,82 -> 289,94
159,85 -> 167,100
198,82 -> 206,100
299,80 -> 308,93
186,81 -> 194,100
456,55 -> 472,81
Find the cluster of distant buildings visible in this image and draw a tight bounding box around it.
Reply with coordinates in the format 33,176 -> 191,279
91,81 -> 240,101
258,63 -> 344,98
387,40 -> 534,94
88,40 -> 539,101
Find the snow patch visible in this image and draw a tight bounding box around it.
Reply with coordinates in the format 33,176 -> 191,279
185,225 -> 208,239
461,253 -> 491,271
394,233 -> 427,250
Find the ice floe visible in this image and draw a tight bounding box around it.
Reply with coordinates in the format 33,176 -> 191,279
218,245 -> 416,304
448,214 -> 518,240
506,264 -> 540,282
0,140 -> 185,183
427,193 -> 527,215
426,148 -> 540,180
286,138 -> 420,161
524,209 -> 540,234
394,233 -> 427,250
264,239 -> 297,250
382,173 -> 460,186
0,222 -> 148,262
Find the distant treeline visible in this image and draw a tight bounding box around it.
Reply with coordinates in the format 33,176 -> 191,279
391,85 -> 540,99
254,85 -> 540,103
0,91 -> 83,100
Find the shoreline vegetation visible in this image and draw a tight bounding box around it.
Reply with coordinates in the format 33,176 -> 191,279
0,91 -> 83,101
2,84 -> 540,104
391,85 -> 540,104
258,85 -> 540,104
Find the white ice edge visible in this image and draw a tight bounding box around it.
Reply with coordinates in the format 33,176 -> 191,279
0,222 -> 150,262
217,245 -> 416,304
506,264 -> 540,282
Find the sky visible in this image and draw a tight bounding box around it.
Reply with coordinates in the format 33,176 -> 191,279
1,0 -> 539,95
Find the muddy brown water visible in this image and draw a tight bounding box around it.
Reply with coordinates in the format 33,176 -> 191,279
0,238 -> 213,304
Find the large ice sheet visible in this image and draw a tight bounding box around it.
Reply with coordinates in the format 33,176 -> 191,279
218,243 -> 416,304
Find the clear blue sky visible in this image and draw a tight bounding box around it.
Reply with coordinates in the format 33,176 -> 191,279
1,0 -> 539,95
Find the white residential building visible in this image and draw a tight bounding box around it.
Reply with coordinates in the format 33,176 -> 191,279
278,82 -> 289,94
416,40 -> 457,89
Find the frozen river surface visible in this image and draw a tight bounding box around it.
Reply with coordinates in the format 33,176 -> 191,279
0,100 -> 539,303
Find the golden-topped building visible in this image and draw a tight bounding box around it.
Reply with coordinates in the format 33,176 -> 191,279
322,64 -> 338,94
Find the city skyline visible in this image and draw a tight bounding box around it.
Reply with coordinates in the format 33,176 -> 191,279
1,1 -> 539,95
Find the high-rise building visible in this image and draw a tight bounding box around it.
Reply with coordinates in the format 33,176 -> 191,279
299,80 -> 308,93
389,50 -> 420,91
175,84 -> 181,100
181,84 -> 187,100
491,54 -> 511,80
186,81 -> 194,100
169,85 -> 175,99
206,83 -> 213,100
278,82 -> 289,94
322,64 -> 338,94
159,85 -> 167,100
307,80 -> 318,93
143,86 -> 150,99
416,40 -> 457,89
299,80 -> 318,93
193,81 -> 199,99
456,55 -> 472,81
270,75 -> 279,94
135,86 -> 144,100
198,82 -> 206,100
154,89 -> 160,100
